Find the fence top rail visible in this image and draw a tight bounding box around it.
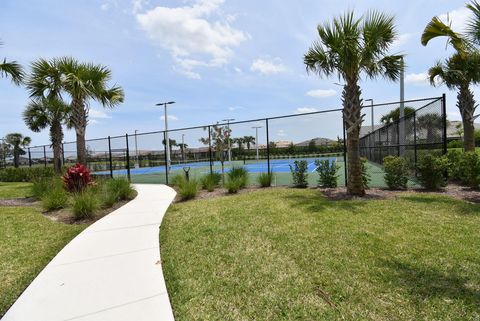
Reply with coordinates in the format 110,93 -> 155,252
25,96 -> 443,149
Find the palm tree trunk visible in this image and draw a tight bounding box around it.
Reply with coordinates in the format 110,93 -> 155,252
343,79 -> 365,196
458,85 -> 476,152
50,120 -> 64,173
71,98 -> 88,165
13,148 -> 19,168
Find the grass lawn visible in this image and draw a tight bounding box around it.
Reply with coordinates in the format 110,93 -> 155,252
161,188 -> 480,320
0,206 -> 86,317
0,182 -> 32,199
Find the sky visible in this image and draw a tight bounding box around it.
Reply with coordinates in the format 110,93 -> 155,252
0,0 -> 476,150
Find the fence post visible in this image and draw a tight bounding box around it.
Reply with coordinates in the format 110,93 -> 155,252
342,114 -> 347,187
62,143 -> 65,166
125,134 -> 131,182
28,148 -> 32,167
163,131 -> 169,185
43,145 -> 47,168
266,119 -> 270,174
442,93 -> 447,155
397,121 -> 400,156
108,136 -> 113,178
208,125 -> 213,175
413,111 -> 417,173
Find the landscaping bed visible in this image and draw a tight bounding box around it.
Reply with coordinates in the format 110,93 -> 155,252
161,188 -> 480,320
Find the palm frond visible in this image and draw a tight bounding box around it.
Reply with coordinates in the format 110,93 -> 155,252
466,0 -> 480,45
421,16 -> 467,52
0,59 -> 24,85
427,61 -> 447,87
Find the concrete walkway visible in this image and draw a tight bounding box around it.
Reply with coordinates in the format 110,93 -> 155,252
3,184 -> 177,321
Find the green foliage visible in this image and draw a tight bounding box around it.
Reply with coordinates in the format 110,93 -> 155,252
201,172 -> 222,192
459,152 -> 480,188
31,177 -> 61,199
105,178 -> 136,201
361,158 -> 371,189
72,191 -> 99,220
383,156 -> 409,190
225,176 -> 243,194
446,150 -> 463,181
289,160 -> 308,188
178,179 -> 199,201
447,140 -> 463,149
41,186 -> 69,211
0,167 -> 56,182
171,174 -> 186,187
416,154 -> 448,190
314,159 -> 338,188
227,167 -> 248,189
257,172 -> 273,188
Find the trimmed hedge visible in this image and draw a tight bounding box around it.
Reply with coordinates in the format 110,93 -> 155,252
0,167 -> 56,182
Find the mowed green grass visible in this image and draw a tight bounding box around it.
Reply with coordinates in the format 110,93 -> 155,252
161,189 -> 480,321
0,182 -> 33,199
0,207 -> 86,317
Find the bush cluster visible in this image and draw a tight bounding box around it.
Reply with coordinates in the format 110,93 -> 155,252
458,152 -> 480,188
289,160 -> 308,188
62,164 -> 94,193
178,178 -> 199,200
315,159 -> 338,188
416,154 -> 448,190
383,156 -> 409,190
0,167 -> 55,182
257,172 -> 273,188
201,172 -> 222,192
226,167 -> 249,193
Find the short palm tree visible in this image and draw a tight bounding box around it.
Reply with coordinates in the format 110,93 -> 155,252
233,137 -> 245,150
243,136 -> 255,150
5,133 -> 31,168
23,97 -> 70,173
304,11 -> 404,196
56,57 -> 124,165
416,113 -> 444,143
428,53 -> 480,150
1,41 -> 24,85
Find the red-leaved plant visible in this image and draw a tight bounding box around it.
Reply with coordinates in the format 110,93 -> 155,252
62,164 -> 94,193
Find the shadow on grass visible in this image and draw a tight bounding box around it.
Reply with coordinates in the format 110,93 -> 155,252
283,190 -> 368,213
400,194 -> 480,216
380,259 -> 480,308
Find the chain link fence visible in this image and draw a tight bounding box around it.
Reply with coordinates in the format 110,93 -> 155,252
5,96 -> 446,187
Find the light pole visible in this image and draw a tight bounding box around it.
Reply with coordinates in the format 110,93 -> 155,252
222,118 -> 235,163
364,99 -> 374,133
252,126 -> 262,160
399,57 -> 405,155
181,133 -> 185,163
134,129 -> 139,168
156,101 -> 175,172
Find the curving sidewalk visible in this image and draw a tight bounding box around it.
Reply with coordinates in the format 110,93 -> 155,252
2,184 -> 177,321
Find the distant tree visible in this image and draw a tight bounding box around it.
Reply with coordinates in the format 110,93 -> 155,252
286,142 -> 296,154
243,136 -> 255,150
177,143 -> 188,161
456,122 -> 464,139
233,137 -> 245,150
200,124 -> 230,177
162,138 -> 177,157
417,113 -> 444,142
5,133 -> 31,168
380,106 -> 416,124
308,139 -> 317,152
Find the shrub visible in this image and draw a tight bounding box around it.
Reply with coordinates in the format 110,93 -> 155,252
41,187 -> 69,211
447,140 -> 463,149
32,177 -> 62,199
257,172 -> 273,188
289,160 -> 308,188
225,176 -> 243,194
416,154 -> 448,190
361,158 -> 371,189
201,172 -> 222,192
178,179 -> 198,200
446,149 -> 463,181
459,152 -> 480,188
62,164 -> 94,193
72,191 -> 99,220
383,156 -> 409,190
0,167 -> 56,182
105,178 -> 136,201
315,159 -> 338,188
171,174 -> 186,187
227,167 -> 248,189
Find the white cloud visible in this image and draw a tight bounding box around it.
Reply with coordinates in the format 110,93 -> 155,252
228,106 -> 243,111
296,107 -> 318,114
89,119 -> 100,125
439,6 -> 471,32
277,129 -> 286,137
405,72 -> 429,85
160,115 -> 179,121
306,89 -> 336,98
89,108 -> 111,119
132,0 -> 148,14
448,111 -> 462,121
234,67 -> 243,74
136,0 -> 248,78
250,58 -> 286,75
391,33 -> 412,50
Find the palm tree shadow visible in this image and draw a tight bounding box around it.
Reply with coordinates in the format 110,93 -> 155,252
400,195 -> 480,216
283,190 -> 368,213
380,259 -> 480,308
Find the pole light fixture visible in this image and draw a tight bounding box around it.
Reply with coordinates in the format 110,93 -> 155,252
252,126 -> 262,160
364,99 -> 374,133
156,101 -> 176,172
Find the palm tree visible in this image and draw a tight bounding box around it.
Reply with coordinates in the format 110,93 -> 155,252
304,11 -> 404,196
417,113 -> 444,143
233,137 -> 245,150
56,57 -> 124,165
428,53 -> 480,151
243,136 -> 255,150
5,133 -> 31,168
421,1 -> 480,151
177,143 -> 188,161
380,106 -> 416,124
23,97 -> 70,173
1,41 -> 24,85
162,138 -> 177,158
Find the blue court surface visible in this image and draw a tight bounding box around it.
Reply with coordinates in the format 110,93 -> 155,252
96,157 -> 340,176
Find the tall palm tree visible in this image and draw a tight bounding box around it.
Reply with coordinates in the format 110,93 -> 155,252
5,133 -> 31,168
304,11 -> 403,196
23,97 -> 70,173
1,41 -> 24,85
243,136 -> 255,150
428,53 -> 480,151
233,137 -> 245,150
421,1 -> 480,151
56,57 -> 124,165
177,143 -> 188,161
